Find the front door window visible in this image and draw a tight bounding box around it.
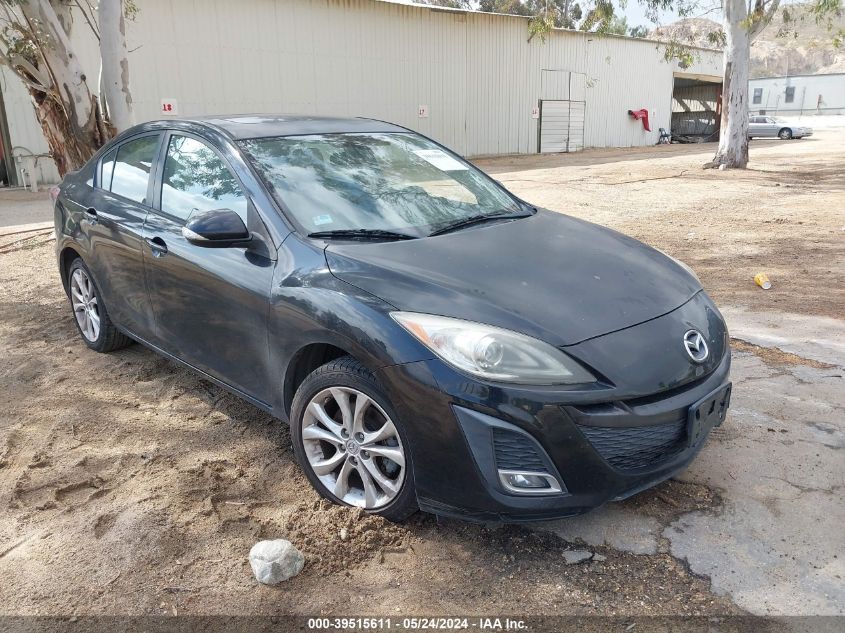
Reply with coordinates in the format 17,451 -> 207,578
160,135 -> 248,222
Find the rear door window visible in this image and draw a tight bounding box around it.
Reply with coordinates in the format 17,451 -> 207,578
110,135 -> 161,204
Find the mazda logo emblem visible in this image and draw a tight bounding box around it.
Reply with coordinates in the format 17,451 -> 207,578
683,330 -> 709,363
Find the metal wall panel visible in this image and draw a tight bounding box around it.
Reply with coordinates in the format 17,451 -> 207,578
541,70 -> 571,100
0,0 -> 722,182
540,101 -> 571,153
568,101 -> 586,151
569,72 -> 587,102
748,73 -> 845,115
539,98 -> 584,153
0,68 -> 61,185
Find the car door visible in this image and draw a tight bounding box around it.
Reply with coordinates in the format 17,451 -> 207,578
763,117 -> 780,137
748,117 -> 762,137
142,132 -> 276,405
81,133 -> 161,339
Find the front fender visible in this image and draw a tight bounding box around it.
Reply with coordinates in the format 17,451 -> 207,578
268,235 -> 435,414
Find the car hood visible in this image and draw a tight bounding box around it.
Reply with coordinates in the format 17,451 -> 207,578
324,210 -> 702,346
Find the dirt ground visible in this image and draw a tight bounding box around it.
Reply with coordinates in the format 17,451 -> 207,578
1,128 -> 843,619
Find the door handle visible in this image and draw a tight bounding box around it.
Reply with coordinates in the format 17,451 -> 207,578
84,207 -> 98,224
145,236 -> 168,257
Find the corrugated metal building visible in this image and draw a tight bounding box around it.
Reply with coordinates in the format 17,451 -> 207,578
748,73 -> 845,117
0,0 -> 722,185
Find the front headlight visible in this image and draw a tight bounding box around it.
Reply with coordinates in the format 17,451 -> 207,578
391,312 -> 595,385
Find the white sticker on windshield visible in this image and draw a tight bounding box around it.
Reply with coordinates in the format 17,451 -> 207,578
312,214 -> 333,226
414,149 -> 468,172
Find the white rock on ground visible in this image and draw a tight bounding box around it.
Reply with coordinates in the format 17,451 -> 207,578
249,539 -> 305,585
562,549 -> 593,565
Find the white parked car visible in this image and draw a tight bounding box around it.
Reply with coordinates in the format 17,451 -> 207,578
748,116 -> 813,140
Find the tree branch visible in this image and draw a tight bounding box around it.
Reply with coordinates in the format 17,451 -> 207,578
73,0 -> 100,41
749,0 -> 780,40
18,1 -> 69,121
8,54 -> 53,91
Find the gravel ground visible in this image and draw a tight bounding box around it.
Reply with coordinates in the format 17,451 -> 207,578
0,128 -> 842,618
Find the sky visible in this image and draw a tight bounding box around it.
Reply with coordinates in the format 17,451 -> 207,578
622,3 -> 680,30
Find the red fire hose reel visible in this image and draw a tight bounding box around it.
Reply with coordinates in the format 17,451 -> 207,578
628,109 -> 651,132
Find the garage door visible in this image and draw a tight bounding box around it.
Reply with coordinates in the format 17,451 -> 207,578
539,100 -> 585,153
568,101 -> 585,151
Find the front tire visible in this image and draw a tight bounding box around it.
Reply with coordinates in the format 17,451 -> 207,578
290,356 -> 417,522
778,128 -> 793,140
67,258 -> 132,353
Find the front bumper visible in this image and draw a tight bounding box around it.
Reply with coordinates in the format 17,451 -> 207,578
375,293 -> 731,522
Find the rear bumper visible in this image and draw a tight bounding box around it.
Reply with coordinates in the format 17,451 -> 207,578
376,349 -> 731,523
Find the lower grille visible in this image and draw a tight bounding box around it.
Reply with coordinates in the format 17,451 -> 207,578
492,428 -> 548,472
577,419 -> 687,471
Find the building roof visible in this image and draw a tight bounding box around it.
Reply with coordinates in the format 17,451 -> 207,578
380,0 -> 723,54
190,115 -> 408,140
749,72 -> 845,81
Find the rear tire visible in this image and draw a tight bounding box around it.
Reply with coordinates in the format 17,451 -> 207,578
290,356 -> 417,522
778,128 -> 793,140
67,258 -> 132,353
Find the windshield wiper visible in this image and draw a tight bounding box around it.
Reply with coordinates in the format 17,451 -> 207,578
308,229 -> 417,241
428,211 -> 532,237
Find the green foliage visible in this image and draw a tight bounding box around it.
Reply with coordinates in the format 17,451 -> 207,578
479,0 -> 608,35
527,13 -> 555,42
637,0 -> 698,23
706,29 -> 727,47
660,39 -> 697,68
628,24 -> 650,37
603,15 -> 629,35
580,0 -> 616,32
0,28 -> 38,65
478,0 -> 533,17
809,0 -> 843,23
124,0 -> 140,22
0,1 -> 55,92
775,1 -> 843,43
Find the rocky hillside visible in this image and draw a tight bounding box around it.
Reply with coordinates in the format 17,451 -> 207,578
648,8 -> 845,78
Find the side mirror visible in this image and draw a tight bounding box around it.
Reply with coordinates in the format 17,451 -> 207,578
182,209 -> 251,248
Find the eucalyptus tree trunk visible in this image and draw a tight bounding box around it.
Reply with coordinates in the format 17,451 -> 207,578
712,0 -> 750,168
99,0 -> 134,132
712,0 -> 781,168
15,0 -> 107,176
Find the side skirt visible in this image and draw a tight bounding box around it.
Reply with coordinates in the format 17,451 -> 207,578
116,326 -> 277,416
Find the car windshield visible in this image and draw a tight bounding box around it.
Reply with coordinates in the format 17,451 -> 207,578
239,132 -> 522,236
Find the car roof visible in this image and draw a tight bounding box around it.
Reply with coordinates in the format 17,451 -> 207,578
165,114 -> 410,140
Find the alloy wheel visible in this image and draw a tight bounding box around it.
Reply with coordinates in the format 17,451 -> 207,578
301,386 -> 406,509
70,268 -> 100,342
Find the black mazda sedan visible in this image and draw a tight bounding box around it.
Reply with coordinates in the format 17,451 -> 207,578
54,115 -> 731,522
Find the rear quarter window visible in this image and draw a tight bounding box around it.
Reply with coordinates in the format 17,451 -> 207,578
108,135 -> 160,204
99,147 -> 117,190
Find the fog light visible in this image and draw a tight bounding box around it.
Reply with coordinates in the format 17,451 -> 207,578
498,469 -> 563,495
507,473 -> 548,488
